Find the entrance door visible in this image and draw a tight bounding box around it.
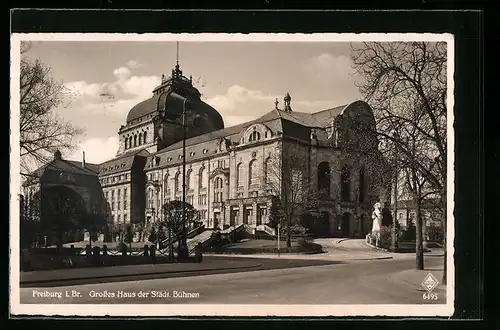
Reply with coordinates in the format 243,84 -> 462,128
243,208 -> 252,225
214,212 -> 220,229
342,213 -> 351,237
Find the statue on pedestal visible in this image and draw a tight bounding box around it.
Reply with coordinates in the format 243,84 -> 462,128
371,202 -> 382,234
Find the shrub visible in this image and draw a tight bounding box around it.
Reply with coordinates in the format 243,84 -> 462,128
427,224 -> 444,244
118,242 -> 128,253
378,226 -> 392,248
400,219 -> 417,241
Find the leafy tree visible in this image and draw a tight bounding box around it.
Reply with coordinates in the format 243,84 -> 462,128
124,223 -> 134,251
161,200 -> 200,255
40,186 -> 85,247
148,227 -> 158,244
19,42 -> 83,173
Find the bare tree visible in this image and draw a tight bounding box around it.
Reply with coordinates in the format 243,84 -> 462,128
351,41 -> 448,283
19,41 -> 84,173
265,141 -> 320,247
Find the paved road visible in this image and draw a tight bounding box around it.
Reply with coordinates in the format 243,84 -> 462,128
20,256 -> 446,305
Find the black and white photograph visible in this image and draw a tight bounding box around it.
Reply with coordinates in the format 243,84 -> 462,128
10,33 -> 454,317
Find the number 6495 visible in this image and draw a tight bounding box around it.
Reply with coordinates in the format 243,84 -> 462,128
422,292 -> 438,300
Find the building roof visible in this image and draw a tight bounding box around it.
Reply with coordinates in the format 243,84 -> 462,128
24,153 -> 99,186
99,149 -> 150,175
143,103 -> 349,170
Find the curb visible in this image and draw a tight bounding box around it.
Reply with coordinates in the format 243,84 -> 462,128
20,263 -> 263,286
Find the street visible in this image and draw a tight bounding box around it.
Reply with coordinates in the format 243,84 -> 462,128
19,239 -> 447,305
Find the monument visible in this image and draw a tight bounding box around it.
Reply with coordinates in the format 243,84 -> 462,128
371,202 -> 382,233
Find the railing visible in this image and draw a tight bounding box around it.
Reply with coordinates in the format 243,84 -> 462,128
243,224 -> 255,235
159,224 -> 205,250
220,223 -> 244,234
255,224 -> 276,236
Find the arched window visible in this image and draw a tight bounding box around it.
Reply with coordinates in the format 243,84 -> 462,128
134,135 -> 137,147
359,168 -> 366,203
317,162 -> 331,197
124,137 -> 128,149
143,131 -> 147,144
249,131 -> 261,142
147,187 -> 154,208
341,165 -> 351,202
199,167 -> 206,188
138,133 -> 143,145
163,174 -> 169,195
264,157 -> 272,184
236,163 -> 244,188
174,172 -> 180,192
249,159 -> 258,185
213,177 -> 224,202
128,137 -> 133,149
186,170 -> 193,190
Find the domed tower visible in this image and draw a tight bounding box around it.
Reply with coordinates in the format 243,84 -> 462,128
117,62 -> 224,155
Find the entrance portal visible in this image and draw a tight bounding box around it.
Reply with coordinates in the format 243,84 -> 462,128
341,212 -> 351,237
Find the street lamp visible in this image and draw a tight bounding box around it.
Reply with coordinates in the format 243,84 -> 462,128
162,96 -> 201,260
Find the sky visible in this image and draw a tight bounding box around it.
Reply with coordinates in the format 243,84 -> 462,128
25,41 -> 363,165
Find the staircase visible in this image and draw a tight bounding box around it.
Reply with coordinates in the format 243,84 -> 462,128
187,230 -> 214,254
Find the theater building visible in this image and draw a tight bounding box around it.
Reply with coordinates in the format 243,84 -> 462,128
23,61 -> 389,240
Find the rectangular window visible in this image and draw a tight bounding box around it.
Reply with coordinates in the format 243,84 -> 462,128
124,188 -> 128,198
118,189 -> 121,198
111,202 -> 115,210
123,214 -> 127,223
118,215 -> 121,223
124,200 -> 127,209
111,190 -> 114,198
118,201 -> 121,210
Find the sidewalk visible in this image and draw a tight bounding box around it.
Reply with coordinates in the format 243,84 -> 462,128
386,268 -> 447,293
20,258 -> 262,285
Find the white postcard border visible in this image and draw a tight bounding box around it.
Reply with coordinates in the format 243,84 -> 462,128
10,32 -> 455,317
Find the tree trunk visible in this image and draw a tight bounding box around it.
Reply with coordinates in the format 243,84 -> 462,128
89,231 -> 92,249
441,194 -> 447,285
415,198 -> 424,270
286,216 -> 292,248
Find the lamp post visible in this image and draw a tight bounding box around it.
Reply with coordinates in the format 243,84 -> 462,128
177,97 -> 189,260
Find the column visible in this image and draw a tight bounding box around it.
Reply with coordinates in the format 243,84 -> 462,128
252,202 -> 258,226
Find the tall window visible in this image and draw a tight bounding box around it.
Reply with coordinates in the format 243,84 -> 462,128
249,131 -> 261,142
214,177 -> 224,202
359,168 -> 366,203
163,174 -> 169,195
138,132 -> 143,145
134,135 -> 137,147
186,170 -> 193,190
236,163 -> 244,188
264,157 -> 272,184
124,200 -> 127,209
174,173 -> 180,192
129,137 -> 133,149
341,165 -> 351,202
124,137 -> 128,149
317,162 -> 331,198
148,188 -> 154,208
249,159 -> 258,185
199,167 -> 206,188
143,131 -> 147,144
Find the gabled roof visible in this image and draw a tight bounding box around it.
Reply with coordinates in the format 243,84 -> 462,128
144,104 -> 349,170
99,149 -> 150,175
67,160 -> 99,174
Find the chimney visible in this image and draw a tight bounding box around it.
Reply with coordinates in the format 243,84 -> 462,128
82,151 -> 86,168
